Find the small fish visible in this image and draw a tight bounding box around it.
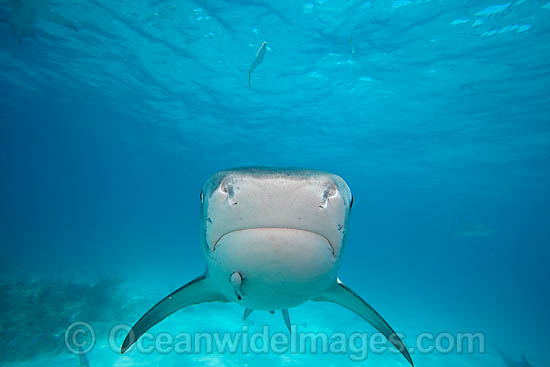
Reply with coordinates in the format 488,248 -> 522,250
349,37 -> 356,60
249,41 -> 267,88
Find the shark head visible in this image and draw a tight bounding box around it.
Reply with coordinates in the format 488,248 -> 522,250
200,167 -> 352,309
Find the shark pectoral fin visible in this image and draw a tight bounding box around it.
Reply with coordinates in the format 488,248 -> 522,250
313,279 -> 414,367
44,10 -> 78,32
243,308 -> 254,320
121,274 -> 227,353
281,309 -> 291,332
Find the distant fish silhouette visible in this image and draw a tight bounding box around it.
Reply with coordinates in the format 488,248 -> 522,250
2,0 -> 78,42
495,345 -> 531,367
450,219 -> 495,238
349,37 -> 356,60
249,41 -> 267,88
78,346 -> 90,367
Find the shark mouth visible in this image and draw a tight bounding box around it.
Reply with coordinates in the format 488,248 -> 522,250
211,227 -> 336,257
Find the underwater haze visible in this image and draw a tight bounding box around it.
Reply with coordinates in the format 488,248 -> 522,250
1,0 -> 549,366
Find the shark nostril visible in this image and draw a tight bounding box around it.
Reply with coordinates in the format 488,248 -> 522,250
220,182 -> 235,198
220,180 -> 239,206
326,183 -> 337,198
319,184 -> 337,208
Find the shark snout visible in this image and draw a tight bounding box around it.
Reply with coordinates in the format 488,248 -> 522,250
202,169 -> 352,259
218,177 -> 338,209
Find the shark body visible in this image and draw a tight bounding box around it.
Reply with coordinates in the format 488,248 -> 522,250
2,0 -> 78,41
121,167 -> 413,366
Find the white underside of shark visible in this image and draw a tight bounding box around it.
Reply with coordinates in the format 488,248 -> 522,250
121,167 -> 413,366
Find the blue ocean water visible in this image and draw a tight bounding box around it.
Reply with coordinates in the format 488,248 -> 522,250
1,0 -> 549,366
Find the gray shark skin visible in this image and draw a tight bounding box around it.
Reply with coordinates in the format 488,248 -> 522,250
2,0 -> 78,41
120,167 -> 414,366
496,345 -> 532,367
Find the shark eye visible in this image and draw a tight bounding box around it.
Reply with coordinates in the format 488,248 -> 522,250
200,190 -> 204,203
350,195 -> 354,210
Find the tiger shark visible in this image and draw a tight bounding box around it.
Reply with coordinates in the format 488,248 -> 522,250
2,0 -> 78,41
121,167 -> 414,366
